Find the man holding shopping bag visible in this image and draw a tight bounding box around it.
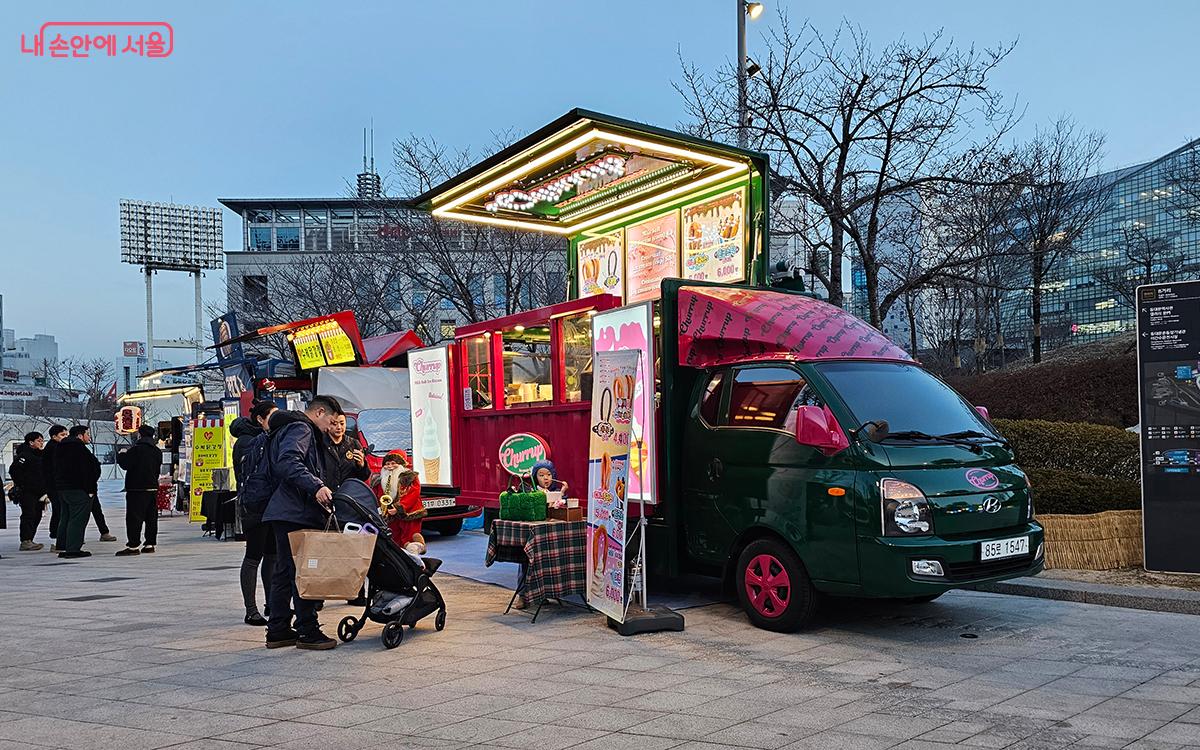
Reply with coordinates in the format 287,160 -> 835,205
261,395 -> 344,650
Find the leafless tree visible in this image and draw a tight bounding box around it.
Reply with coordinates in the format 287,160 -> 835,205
1008,118 -> 1109,362
677,18 -> 1019,324
1092,225 -> 1186,308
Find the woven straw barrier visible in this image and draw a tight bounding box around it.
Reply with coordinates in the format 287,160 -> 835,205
1037,510 -> 1142,570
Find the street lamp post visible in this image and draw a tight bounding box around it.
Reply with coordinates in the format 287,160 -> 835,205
737,1 -> 764,149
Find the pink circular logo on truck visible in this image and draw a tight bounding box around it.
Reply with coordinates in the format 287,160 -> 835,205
965,469 -> 1000,490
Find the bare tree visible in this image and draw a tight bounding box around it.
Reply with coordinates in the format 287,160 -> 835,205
678,19 -> 1018,323
1008,118 -> 1109,362
1092,225 -> 1186,308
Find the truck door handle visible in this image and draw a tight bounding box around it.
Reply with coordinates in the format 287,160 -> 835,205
708,458 -> 723,481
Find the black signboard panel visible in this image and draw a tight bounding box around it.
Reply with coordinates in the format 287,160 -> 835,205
1136,281 -> 1200,574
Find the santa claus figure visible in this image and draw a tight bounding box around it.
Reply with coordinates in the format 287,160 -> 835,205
370,450 -> 426,554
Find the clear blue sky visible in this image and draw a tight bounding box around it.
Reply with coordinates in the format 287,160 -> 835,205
2,0 -> 1197,364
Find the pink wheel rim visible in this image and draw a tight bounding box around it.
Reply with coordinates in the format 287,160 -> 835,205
744,553 -> 791,618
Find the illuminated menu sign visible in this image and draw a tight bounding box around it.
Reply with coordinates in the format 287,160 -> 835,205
292,320 -> 357,371
625,211 -> 679,304
682,187 -> 746,283
1137,280 -> 1200,574
577,231 -> 624,299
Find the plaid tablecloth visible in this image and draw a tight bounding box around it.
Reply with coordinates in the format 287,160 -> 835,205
485,519 -> 586,608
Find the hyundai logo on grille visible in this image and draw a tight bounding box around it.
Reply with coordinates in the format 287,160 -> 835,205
981,496 -> 1003,514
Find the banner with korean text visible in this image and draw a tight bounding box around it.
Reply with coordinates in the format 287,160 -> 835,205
585,349 -> 639,622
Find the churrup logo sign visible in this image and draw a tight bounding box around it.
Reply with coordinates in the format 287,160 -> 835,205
20,22 -> 174,59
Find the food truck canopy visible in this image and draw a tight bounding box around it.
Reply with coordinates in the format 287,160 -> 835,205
206,311 -> 365,371
410,109 -> 767,236
361,330 -> 424,365
677,286 -> 913,368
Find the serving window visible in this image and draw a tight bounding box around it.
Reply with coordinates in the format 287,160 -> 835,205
464,336 -> 493,410
503,327 -> 553,407
560,312 -> 594,403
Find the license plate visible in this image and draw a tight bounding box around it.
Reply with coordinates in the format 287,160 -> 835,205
422,497 -> 455,510
980,535 -> 1028,561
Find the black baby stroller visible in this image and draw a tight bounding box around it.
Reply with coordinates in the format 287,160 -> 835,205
331,479 -> 447,648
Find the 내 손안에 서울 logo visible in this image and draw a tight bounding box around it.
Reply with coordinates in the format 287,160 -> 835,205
20,22 -> 173,59
498,433 -> 549,476
965,468 -> 1001,491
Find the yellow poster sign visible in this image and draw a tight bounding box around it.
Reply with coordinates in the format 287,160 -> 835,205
190,418 -> 228,522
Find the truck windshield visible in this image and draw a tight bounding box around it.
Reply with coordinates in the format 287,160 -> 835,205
356,408 -> 412,455
814,361 -> 998,442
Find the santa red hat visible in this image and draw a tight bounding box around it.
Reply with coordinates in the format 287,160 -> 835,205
382,449 -> 409,467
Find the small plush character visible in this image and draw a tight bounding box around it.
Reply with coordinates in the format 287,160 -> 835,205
371,450 -> 426,553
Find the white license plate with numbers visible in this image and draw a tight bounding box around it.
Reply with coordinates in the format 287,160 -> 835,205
422,497 -> 455,510
980,535 -> 1028,561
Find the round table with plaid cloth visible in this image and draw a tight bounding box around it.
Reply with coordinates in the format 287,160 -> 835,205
485,519 -> 587,611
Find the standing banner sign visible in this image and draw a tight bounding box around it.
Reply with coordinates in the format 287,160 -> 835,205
190,418 -> 227,522
408,346 -> 453,486
586,349 -> 639,622
1136,281 -> 1200,574
593,303 -> 656,504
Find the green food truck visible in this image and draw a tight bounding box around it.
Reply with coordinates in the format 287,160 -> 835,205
412,109 -> 1044,631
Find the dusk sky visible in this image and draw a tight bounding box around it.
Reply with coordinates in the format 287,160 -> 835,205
2,1 -> 1197,365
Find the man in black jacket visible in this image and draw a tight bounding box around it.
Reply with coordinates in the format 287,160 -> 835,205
262,395 -> 342,650
42,424 -> 67,550
324,412 -> 369,489
54,425 -> 101,558
10,432 -> 48,551
115,425 -> 164,556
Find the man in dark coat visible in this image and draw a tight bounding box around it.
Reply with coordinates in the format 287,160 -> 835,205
324,412 -> 369,489
41,424 -> 67,550
115,425 -> 164,556
10,432 -> 48,551
262,395 -> 342,650
54,425 -> 102,558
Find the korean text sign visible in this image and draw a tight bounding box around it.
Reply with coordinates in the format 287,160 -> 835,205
586,349 -> 639,622
190,418 -> 228,523
593,303 -> 656,504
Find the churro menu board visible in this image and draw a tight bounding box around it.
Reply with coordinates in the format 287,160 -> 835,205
577,231 -> 624,299
682,187 -> 746,283
1136,280 -> 1200,574
585,349 -> 639,623
625,211 -> 679,303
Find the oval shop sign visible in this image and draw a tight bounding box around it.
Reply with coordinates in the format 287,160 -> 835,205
965,468 -> 1000,491
499,432 -> 550,476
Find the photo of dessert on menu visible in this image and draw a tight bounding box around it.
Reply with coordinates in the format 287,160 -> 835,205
682,187 -> 746,283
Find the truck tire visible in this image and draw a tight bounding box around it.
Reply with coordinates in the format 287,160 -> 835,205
426,518 -> 463,537
736,538 -> 818,632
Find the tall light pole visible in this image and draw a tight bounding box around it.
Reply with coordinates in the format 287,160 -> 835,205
737,1 -> 764,148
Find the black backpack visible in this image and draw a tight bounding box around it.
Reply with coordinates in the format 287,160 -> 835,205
236,431 -> 277,524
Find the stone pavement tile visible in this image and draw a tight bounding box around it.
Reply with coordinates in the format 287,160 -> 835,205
1123,685 -> 1200,705
1179,705 -> 1200,724
570,732 -> 685,750
0,667 -> 78,690
151,741 -> 263,750
0,715 -> 193,750
999,660 -> 1083,678
553,707 -> 667,732
231,696 -> 336,721
975,670 -> 1063,690
269,726 -> 459,750
917,720 -> 994,744
1140,721 -> 1200,746
421,692 -> 527,718
490,724 -> 610,750
615,690 -> 717,712
702,721 -> 815,749
1071,665 -> 1165,682
986,689 -> 1108,720
834,712 -> 948,740
487,699 -> 591,724
658,660 -> 740,678
1039,676 -> 1145,698
780,729 -> 898,750
672,677 -> 771,699
300,704 -> 455,733
924,682 -> 1027,711
69,701 -> 275,737
1067,734 -> 1128,748
754,703 -> 872,732
625,714 -> 742,741
1122,740 -> 1189,750
1085,697 -> 1194,721
681,697 -> 781,722
960,731 -> 1025,748
731,682 -> 829,708
418,716 -> 539,744
1055,713 -> 1167,739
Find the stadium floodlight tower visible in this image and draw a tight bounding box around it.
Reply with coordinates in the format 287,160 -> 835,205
119,200 -> 223,366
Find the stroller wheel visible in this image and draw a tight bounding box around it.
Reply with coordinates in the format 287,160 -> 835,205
337,616 -> 358,643
435,609 -> 446,631
382,621 -> 404,649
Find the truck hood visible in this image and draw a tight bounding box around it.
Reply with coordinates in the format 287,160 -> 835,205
859,442 -> 1031,536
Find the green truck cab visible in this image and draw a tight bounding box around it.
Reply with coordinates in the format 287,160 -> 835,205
654,280 -> 1045,631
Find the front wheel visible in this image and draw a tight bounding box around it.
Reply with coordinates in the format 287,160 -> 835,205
381,621 -> 404,649
736,538 -> 818,632
337,616 -> 358,643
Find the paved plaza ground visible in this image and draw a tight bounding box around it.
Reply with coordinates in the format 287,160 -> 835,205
2,492 -> 1200,750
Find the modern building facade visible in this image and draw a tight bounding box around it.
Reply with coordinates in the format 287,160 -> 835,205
1,330 -> 59,384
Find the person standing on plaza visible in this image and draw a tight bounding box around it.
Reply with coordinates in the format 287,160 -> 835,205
53,425 -> 101,558
115,425 -> 164,556
324,412 -> 369,490
231,399 -> 278,626
262,395 -> 342,650
10,431 -> 48,551
42,424 -> 67,551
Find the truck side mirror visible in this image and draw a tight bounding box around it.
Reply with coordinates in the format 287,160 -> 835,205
795,405 -> 849,456
975,405 -> 991,421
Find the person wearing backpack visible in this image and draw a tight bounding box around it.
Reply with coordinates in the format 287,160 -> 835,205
231,400 -> 277,626
261,395 -> 342,650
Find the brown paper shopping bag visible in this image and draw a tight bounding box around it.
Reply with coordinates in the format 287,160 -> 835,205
289,525 -> 375,600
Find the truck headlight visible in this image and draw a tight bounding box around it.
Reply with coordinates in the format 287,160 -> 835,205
882,479 -> 933,536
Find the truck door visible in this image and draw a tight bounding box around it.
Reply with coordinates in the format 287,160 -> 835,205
681,365 -> 859,583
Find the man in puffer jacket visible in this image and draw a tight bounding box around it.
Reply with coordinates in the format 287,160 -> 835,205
10,432 -> 48,551
230,400 -> 278,626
